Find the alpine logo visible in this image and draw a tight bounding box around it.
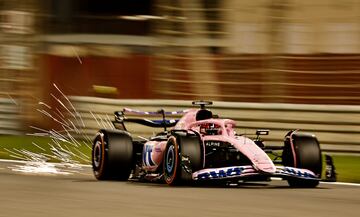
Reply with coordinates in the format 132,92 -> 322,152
205,141 -> 221,147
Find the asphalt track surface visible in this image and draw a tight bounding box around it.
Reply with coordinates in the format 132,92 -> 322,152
0,161 -> 359,217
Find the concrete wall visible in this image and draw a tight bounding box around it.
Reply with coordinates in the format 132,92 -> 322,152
69,96 -> 360,154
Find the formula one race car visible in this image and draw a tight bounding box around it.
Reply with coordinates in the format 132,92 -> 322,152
92,101 -> 322,187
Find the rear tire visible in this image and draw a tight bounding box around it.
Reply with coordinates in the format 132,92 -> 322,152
92,129 -> 133,180
163,132 -> 203,185
282,131 -> 322,188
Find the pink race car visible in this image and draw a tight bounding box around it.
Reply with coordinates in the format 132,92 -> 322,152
92,101 -> 323,187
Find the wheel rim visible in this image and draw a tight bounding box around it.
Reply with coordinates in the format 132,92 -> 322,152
164,137 -> 179,184
165,145 -> 175,173
93,140 -> 102,169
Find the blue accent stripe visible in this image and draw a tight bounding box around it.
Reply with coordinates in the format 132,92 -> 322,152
124,108 -> 188,115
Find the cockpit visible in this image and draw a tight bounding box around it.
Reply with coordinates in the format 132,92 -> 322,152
199,123 -> 222,135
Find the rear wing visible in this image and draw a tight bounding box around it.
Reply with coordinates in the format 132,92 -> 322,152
113,108 -> 189,131
123,108 -> 188,116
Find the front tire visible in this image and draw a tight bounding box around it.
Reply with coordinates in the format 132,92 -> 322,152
282,130 -> 322,188
92,129 -> 133,180
163,132 -> 203,185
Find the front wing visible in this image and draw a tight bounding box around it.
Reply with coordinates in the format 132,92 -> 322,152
192,165 -> 319,181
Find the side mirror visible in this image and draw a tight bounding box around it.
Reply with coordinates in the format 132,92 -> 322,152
114,111 -> 124,122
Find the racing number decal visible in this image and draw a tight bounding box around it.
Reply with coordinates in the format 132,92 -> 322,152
143,144 -> 155,167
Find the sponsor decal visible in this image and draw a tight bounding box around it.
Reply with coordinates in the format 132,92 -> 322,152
196,166 -> 245,180
277,166 -> 316,178
143,144 -> 155,167
195,166 -> 317,180
205,141 -> 221,147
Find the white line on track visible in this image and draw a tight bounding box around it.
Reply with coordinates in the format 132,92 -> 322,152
0,158 -> 91,167
270,177 -> 360,187
320,181 -> 360,187
1,159 -> 359,186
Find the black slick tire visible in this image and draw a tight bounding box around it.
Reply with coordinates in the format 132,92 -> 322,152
163,132 -> 203,185
92,129 -> 133,180
282,131 -> 322,188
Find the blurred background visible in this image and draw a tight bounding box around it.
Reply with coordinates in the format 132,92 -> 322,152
1,0 -> 360,153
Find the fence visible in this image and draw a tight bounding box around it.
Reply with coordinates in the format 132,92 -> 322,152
70,96 -> 360,154
0,98 -> 21,135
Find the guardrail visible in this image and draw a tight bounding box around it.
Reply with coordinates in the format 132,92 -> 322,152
69,96 -> 360,154
0,98 -> 21,135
